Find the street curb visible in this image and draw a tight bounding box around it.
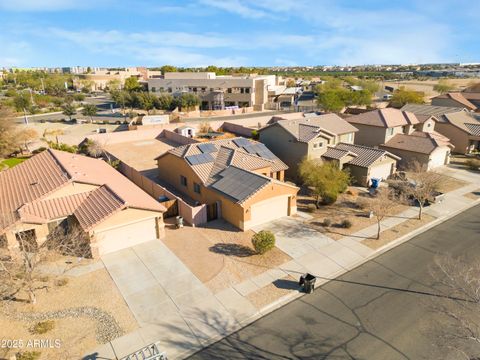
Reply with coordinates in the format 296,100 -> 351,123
180,195 -> 480,359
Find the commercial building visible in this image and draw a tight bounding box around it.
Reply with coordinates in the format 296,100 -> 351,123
147,72 -> 278,111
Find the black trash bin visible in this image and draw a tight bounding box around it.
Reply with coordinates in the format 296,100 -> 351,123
299,273 -> 316,294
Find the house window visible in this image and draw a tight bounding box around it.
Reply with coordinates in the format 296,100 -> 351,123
194,182 -> 201,194
227,88 -> 232,93
388,128 -> 394,135
180,175 -> 187,187
427,123 -> 431,127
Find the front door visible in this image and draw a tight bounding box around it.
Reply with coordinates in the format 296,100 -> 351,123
207,202 -> 218,221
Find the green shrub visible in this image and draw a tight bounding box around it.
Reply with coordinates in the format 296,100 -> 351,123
321,192 -> 338,205
252,230 -> 276,255
466,158 -> 480,171
30,320 -> 55,335
306,204 -> 317,213
323,218 -> 332,227
16,351 -> 41,360
341,219 -> 353,228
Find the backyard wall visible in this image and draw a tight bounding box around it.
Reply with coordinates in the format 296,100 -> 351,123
220,122 -> 255,138
117,162 -> 208,226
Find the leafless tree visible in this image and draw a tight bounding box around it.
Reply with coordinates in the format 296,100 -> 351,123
368,188 -> 396,239
405,161 -> 444,220
0,220 -> 91,304
428,255 -> 480,360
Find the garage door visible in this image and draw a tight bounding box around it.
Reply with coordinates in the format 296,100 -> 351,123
249,196 -> 289,229
428,148 -> 448,169
96,218 -> 157,256
369,162 -> 394,182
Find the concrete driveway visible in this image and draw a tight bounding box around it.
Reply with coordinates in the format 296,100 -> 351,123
95,240 -> 238,359
252,216 -> 370,279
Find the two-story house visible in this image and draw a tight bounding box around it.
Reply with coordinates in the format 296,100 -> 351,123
346,108 -> 454,170
155,138 -> 299,230
258,114 -> 400,186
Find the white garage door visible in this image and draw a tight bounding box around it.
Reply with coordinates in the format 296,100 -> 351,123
369,162 -> 394,182
428,148 -> 448,169
249,196 -> 289,229
96,218 -> 157,255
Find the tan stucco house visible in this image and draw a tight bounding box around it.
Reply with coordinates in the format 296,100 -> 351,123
156,138 -> 299,230
258,114 -> 399,186
346,108 -> 454,169
0,150 -> 166,258
433,112 -> 480,154
258,114 -> 359,178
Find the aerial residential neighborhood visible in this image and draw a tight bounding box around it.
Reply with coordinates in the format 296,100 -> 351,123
1,2 -> 480,360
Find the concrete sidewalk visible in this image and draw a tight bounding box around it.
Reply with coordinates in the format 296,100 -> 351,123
86,168 -> 479,360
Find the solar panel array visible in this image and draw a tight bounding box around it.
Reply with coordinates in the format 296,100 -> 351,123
233,138 -> 252,147
186,153 -> 214,165
242,143 -> 277,160
198,143 -> 217,154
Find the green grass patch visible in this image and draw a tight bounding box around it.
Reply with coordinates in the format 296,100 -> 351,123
1,157 -> 28,168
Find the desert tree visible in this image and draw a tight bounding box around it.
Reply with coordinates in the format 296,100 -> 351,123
405,161 -> 444,220
0,220 -> 91,304
16,128 -> 38,153
62,103 -> 77,121
368,188 -> 396,239
81,104 -> 97,123
428,255 -> 480,359
0,106 -> 19,157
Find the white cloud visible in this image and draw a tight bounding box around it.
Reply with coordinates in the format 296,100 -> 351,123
0,0 -> 110,11
198,0 -> 268,19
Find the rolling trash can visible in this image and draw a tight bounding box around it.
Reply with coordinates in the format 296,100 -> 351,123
299,273 -> 316,294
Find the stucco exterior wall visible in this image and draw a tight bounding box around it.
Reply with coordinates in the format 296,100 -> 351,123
434,123 -> 470,154
259,124 -> 308,179
378,146 -> 431,170
351,124 -> 389,146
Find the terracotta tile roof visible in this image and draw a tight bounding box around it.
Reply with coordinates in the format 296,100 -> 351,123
74,186 -> 125,231
347,108 -> 420,128
439,112 -> 480,135
18,192 -> 90,224
265,114 -> 358,143
0,149 -> 164,233
333,143 -> 400,167
380,131 -> 454,155
159,138 -> 293,203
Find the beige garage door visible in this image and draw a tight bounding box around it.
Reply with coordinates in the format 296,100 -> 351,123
249,196 -> 289,229
96,218 -> 157,256
369,162 -> 394,182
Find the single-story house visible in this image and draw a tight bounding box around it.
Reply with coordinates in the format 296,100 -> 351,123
156,138 -> 299,230
0,149 -> 166,258
379,131 -> 454,170
320,143 -> 400,186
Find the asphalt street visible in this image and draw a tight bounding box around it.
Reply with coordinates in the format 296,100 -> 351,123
189,204 -> 480,360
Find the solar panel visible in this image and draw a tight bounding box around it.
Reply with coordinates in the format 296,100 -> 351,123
243,144 -> 259,154
256,150 -> 277,160
198,143 -> 217,153
233,138 -> 251,147
186,153 -> 214,165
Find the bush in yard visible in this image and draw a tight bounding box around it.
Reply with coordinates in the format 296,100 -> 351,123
252,231 -> 275,255
466,158 -> 480,171
30,320 -> 55,335
54,278 -> 69,287
321,191 -> 338,205
306,204 -> 317,213
16,352 -> 41,360
323,218 -> 332,227
341,219 -> 353,228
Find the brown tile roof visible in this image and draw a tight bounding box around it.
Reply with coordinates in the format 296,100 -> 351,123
159,138 -> 295,203
265,114 -> 358,143
435,93 -> 477,110
0,149 -> 164,233
321,147 -> 358,160
400,103 -> 466,117
74,186 -> 125,231
333,143 -> 400,167
18,192 -> 90,224
380,131 -> 454,155
347,108 -> 420,128
439,112 -> 480,135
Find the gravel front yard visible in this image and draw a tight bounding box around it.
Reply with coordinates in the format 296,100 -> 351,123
163,220 -> 291,294
0,268 -> 137,360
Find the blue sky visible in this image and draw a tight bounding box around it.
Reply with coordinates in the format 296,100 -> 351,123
0,0 -> 479,67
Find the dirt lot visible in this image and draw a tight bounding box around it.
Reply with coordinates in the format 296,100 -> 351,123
362,214 -> 436,250
384,78 -> 480,99
162,220 -> 291,294
298,188 -> 409,240
0,268 -> 137,360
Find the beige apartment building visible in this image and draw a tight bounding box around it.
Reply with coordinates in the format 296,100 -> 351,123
74,67 -> 162,91
147,72 -> 278,111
